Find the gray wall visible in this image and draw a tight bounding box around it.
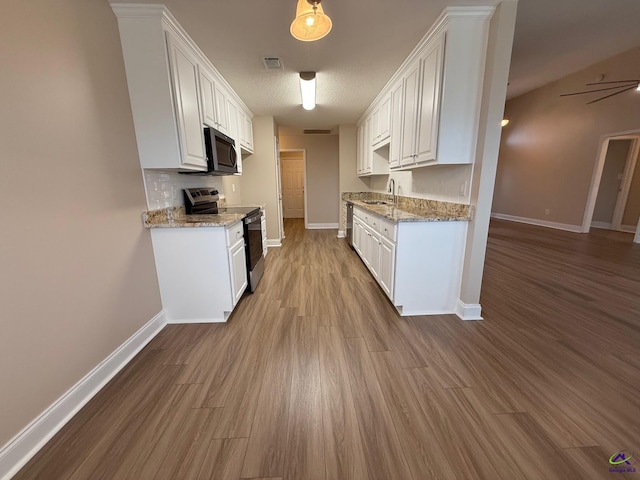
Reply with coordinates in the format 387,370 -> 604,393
240,116 -> 281,240
280,134 -> 340,226
493,45 -> 640,226
0,0 -> 162,447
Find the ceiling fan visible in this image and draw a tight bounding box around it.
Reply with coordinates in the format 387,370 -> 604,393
561,78 -> 640,105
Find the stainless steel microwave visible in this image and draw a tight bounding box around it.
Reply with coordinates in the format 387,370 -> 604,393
183,127 -> 238,176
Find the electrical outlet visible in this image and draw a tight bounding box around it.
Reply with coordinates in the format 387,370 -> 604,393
232,184 -> 236,192
544,209 -> 549,215
459,180 -> 467,196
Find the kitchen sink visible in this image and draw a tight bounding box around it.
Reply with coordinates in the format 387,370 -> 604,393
362,200 -> 390,205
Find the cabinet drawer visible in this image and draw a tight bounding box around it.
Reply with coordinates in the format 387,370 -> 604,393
377,218 -> 397,241
226,221 -> 245,245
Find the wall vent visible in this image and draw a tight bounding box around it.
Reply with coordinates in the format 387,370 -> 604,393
262,57 -> 283,70
304,129 -> 332,135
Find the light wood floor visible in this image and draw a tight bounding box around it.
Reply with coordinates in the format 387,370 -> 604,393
15,219 -> 640,479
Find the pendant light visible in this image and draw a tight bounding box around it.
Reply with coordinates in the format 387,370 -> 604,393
290,0 -> 332,42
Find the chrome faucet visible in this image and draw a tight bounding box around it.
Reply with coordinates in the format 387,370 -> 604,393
388,178 -> 396,205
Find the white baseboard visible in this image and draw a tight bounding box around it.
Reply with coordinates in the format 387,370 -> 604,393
266,239 -> 282,248
455,300 -> 483,321
306,223 -> 339,230
337,230 -> 346,238
491,213 -> 583,233
0,311 -> 167,480
620,224 -> 637,233
590,221 -> 612,229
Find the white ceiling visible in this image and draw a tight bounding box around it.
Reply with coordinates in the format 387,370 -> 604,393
114,0 -> 640,131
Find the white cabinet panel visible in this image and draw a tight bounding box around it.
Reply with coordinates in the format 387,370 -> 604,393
229,238 -> 248,305
389,81 -> 403,169
415,37 -> 444,164
199,66 -> 217,128
379,235 -> 396,299
214,83 -> 230,135
166,32 -> 207,169
400,61 -> 420,167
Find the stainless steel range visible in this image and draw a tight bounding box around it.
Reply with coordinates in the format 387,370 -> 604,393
184,188 -> 265,292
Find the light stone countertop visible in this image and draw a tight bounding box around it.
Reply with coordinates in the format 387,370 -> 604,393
143,206 -> 246,228
342,192 -> 471,223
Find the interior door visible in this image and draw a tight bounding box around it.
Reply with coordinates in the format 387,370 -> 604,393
592,139 -> 633,230
281,153 -> 305,218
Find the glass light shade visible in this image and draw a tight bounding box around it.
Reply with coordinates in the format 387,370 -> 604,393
300,72 -> 316,110
501,118 -> 510,127
290,0 -> 332,42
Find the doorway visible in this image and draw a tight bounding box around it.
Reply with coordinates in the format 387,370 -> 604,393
584,133 -> 640,233
279,150 -> 307,227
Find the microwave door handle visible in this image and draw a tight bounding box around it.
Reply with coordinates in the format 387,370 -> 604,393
230,145 -> 237,167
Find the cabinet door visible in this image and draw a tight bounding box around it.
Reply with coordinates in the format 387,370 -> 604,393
229,238 -> 248,305
368,228 -> 381,279
400,61 -> 420,166
166,33 -> 207,169
214,83 -> 230,135
389,81 -> 403,169
243,113 -> 254,151
378,94 -> 392,142
353,218 -> 363,255
415,36 -> 444,164
371,108 -> 380,146
363,117 -> 373,173
379,236 -> 396,299
199,67 -> 217,128
356,125 -> 364,175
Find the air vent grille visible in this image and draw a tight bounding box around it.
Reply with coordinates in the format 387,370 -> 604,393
262,57 -> 283,70
304,129 -> 332,135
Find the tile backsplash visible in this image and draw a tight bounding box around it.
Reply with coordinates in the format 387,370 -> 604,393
143,170 -> 225,210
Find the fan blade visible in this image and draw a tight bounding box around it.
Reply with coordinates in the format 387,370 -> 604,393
586,85 -> 637,105
586,80 -> 638,86
560,84 -> 636,97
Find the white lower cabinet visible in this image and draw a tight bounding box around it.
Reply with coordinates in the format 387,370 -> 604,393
352,205 -> 466,315
150,221 -> 247,323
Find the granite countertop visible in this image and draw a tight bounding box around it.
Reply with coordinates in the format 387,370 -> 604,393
143,206 -> 245,228
342,192 -> 471,223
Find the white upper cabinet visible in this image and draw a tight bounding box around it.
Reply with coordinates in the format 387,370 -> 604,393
358,7 -> 494,170
111,4 -> 254,171
166,32 -> 207,169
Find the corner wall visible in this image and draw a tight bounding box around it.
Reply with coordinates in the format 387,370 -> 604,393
493,45 -> 640,227
240,116 -> 281,241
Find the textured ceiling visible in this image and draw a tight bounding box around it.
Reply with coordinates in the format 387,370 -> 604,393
112,0 -> 640,131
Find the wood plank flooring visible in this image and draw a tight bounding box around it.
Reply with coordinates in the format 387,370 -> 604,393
14,219 -> 640,479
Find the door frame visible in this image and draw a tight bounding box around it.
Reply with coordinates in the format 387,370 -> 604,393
582,129 -> 640,233
279,148 -> 308,228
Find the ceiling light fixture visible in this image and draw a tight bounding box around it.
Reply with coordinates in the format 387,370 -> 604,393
501,118 -> 510,127
299,72 -> 316,110
290,0 -> 332,42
